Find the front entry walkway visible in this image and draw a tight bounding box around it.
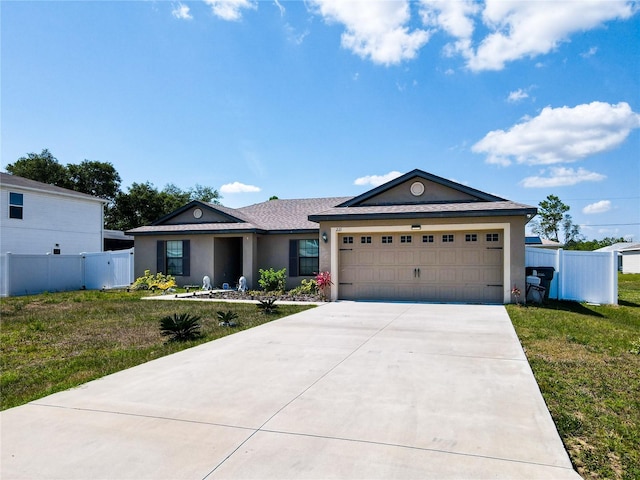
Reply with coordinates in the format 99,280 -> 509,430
1,302 -> 579,479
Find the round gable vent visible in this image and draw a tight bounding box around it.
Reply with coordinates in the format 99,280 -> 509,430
193,208 -> 203,219
410,181 -> 425,197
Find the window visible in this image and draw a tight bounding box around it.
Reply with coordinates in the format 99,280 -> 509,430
465,234 -> 478,242
157,240 -> 190,276
486,233 -> 500,242
289,239 -> 319,276
400,235 -> 412,243
442,234 -> 454,243
343,236 -> 354,244
9,192 -> 23,219
360,236 -> 372,244
381,236 -> 393,244
422,235 -> 434,243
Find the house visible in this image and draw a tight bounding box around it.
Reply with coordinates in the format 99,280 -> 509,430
595,242 -> 640,273
128,169 -> 537,303
1,172 -> 107,255
525,236 -> 564,249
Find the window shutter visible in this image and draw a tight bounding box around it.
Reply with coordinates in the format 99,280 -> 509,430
289,240 -> 298,277
156,241 -> 165,273
182,240 -> 190,277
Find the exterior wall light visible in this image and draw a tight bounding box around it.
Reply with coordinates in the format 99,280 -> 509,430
322,232 -> 328,243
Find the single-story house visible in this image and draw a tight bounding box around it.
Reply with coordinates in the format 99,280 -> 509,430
525,236 -> 564,249
128,169 -> 537,303
595,242 -> 640,273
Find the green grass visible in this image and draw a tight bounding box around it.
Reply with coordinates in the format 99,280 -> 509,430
0,290 -> 315,410
507,273 -> 640,480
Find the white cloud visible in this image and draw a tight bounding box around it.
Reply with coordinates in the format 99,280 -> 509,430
466,1 -> 636,71
273,0 -> 285,17
472,102 -> 640,166
204,0 -> 256,21
583,200 -> 612,214
520,167 -> 606,188
581,46 -> 599,58
171,3 -> 192,20
507,88 -> 528,103
220,181 -> 261,193
309,0 -> 431,65
417,0 -> 637,71
354,171 -> 403,187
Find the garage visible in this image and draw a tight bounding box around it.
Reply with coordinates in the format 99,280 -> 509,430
338,230 -> 504,303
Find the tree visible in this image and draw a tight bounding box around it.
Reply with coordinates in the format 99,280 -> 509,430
5,149 -> 68,186
530,194 -> 582,243
105,182 -> 168,231
105,182 -> 222,231
566,237 -> 627,251
67,160 -> 121,202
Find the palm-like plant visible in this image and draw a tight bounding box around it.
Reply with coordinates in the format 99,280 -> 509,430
257,298 -> 278,314
217,310 -> 239,327
159,313 -> 202,342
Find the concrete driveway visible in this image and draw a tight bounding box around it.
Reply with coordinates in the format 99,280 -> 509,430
1,302 -> 579,479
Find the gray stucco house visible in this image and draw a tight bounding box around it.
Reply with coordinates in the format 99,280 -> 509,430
128,169 -> 537,303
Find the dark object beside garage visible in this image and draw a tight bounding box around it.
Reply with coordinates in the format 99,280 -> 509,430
526,267 -> 555,300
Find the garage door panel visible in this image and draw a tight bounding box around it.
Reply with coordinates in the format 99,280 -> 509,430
438,250 -> 456,265
438,268 -> 456,283
378,267 -> 396,282
357,267 -> 376,282
357,251 -> 375,265
396,251 -> 415,265
462,250 -> 482,265
462,268 -> 481,282
379,252 -> 396,264
418,251 -> 437,264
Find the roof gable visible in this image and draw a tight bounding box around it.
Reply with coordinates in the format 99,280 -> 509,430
152,201 -> 246,226
339,169 -> 505,207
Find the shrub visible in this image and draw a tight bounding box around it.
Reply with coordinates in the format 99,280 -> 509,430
159,313 -> 202,341
315,271 -> 333,300
258,267 -> 286,292
217,310 -> 240,327
289,278 -> 318,296
132,270 -> 176,291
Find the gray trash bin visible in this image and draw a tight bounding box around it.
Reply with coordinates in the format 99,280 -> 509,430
525,267 -> 555,300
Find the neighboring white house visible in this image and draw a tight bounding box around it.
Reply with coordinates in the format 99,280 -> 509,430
1,172 -> 107,255
595,242 -> 640,274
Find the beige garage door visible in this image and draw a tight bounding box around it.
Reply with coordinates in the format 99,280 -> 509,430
338,230 -> 503,303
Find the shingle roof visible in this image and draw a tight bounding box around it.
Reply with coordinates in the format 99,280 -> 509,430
237,197 -> 352,231
128,197 -> 352,235
308,200 -> 537,222
0,172 -> 107,203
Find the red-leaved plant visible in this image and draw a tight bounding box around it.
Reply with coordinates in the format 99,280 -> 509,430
315,271 -> 333,301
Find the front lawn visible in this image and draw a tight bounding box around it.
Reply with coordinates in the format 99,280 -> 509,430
0,290 -> 315,410
508,273 -> 640,480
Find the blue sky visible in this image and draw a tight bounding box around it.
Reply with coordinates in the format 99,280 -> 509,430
2,0 -> 639,241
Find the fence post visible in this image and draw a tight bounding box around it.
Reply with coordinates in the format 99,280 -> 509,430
3,253 -> 11,297
557,248 -> 564,301
611,251 -> 618,305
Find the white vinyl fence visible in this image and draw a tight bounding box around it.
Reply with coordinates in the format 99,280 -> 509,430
525,247 -> 618,304
0,248 -> 134,297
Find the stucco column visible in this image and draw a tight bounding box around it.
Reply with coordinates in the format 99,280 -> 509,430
242,234 -> 258,290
